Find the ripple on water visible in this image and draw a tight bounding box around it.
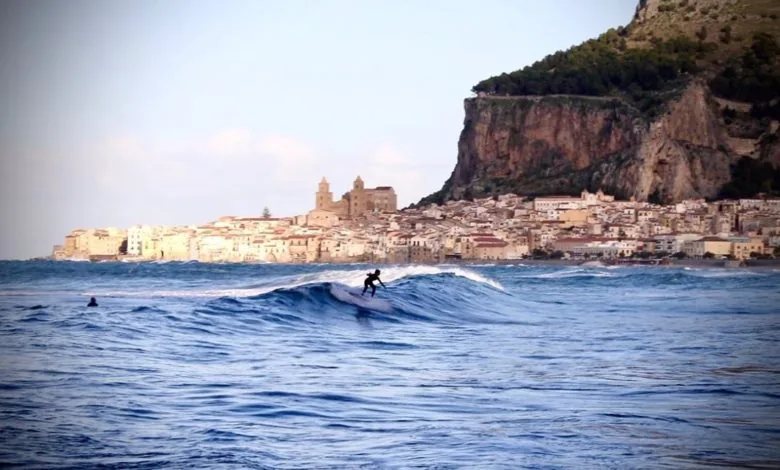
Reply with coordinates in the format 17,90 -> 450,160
0,262 -> 778,468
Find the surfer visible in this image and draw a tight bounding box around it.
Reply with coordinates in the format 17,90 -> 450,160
362,269 -> 386,297
87,297 -> 98,307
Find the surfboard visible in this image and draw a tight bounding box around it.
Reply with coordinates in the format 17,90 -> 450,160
330,285 -> 392,312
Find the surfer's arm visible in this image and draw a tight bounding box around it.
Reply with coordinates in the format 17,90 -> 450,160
379,279 -> 386,288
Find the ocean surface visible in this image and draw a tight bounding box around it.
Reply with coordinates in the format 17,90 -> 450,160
0,261 -> 779,469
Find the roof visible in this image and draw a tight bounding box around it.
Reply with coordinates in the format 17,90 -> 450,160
475,242 -> 508,248
535,196 -> 579,201
556,237 -> 612,243
473,237 -> 504,243
701,236 -> 729,242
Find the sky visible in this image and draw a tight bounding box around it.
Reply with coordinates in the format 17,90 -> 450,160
0,0 -> 636,259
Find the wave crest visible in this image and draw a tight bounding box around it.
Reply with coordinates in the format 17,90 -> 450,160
286,265 -> 504,291
85,265 -> 503,298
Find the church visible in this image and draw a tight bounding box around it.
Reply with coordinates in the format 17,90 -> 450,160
307,176 -> 397,226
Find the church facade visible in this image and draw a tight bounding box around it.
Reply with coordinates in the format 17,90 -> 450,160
313,176 -> 397,219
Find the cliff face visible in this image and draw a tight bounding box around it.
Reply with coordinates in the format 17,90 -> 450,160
430,81 -> 742,203
418,0 -> 780,206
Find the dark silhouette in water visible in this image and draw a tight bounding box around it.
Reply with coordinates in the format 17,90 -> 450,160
362,269 -> 386,297
87,297 -> 98,307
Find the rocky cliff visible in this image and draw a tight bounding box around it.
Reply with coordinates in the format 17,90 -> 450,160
417,0 -> 780,206
432,81 -> 739,203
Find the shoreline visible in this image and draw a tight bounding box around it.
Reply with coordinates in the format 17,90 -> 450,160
13,258 -> 780,268
392,259 -> 780,268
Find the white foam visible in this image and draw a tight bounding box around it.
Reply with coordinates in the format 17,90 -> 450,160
85,265 -> 504,298
279,265 -> 504,291
525,268 -> 616,279
580,260 -> 606,267
682,268 -> 765,278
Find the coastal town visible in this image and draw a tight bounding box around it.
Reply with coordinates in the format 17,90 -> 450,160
52,176 -> 780,264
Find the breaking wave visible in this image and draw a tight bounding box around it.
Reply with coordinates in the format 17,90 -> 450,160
81,265 -> 504,299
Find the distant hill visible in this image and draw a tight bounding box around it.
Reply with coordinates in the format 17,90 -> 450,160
415,0 -> 780,207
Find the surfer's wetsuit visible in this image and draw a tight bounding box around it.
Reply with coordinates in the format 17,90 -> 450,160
362,271 -> 385,297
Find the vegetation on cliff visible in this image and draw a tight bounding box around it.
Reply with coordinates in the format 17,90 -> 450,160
709,32 -> 780,104
472,31 -> 779,115
472,32 -> 707,107
719,155 -> 780,199
709,32 -> 780,198
472,0 -> 780,112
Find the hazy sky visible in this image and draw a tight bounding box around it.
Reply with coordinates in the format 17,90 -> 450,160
0,0 -> 636,259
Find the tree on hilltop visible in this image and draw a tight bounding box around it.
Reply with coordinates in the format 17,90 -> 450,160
262,207 -> 272,218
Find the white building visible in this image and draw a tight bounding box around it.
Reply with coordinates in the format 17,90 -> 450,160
534,196 -> 582,211
127,225 -> 156,257
654,233 -> 702,254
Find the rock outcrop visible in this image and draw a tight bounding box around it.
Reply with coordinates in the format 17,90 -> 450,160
426,81 -> 748,204
417,0 -> 780,206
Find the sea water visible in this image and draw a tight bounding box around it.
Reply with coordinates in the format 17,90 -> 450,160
0,261 -> 779,469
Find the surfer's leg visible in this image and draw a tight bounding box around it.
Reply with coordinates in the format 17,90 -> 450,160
362,283 -> 368,296
371,285 -> 376,297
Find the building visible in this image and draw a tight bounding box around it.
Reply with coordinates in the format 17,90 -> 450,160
534,190 -> 613,212
127,225 -> 159,257
683,237 -> 732,258
51,181 -> 780,265
729,236 -> 765,260
56,228 -> 127,260
314,176 -> 397,218
534,196 -> 582,212
558,209 -> 589,226
60,229 -> 88,259
159,230 -> 193,260
306,209 -> 340,228
654,233 -> 701,254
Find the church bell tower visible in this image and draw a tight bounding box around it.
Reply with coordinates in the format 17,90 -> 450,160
349,175 -> 367,217
316,177 -> 333,210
